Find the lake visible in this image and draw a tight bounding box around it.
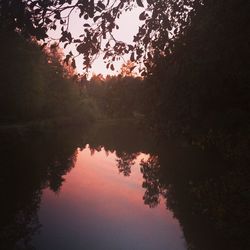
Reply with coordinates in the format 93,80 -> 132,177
32,147 -> 186,250
0,122 -> 247,250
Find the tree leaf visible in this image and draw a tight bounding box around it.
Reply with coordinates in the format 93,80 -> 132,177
136,0 -> 144,7
139,12 -> 146,20
97,1 -> 105,10
130,66 -> 136,72
71,59 -> 76,69
130,52 -> 135,62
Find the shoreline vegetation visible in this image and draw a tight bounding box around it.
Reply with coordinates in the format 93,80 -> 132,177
0,117 -> 143,133
0,23 -> 248,181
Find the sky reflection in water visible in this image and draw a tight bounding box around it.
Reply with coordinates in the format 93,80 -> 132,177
33,146 -> 186,250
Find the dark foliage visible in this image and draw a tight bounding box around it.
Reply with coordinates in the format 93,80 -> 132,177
0,29 -> 95,125
140,143 -> 250,250
0,129 -> 82,249
145,0 -> 250,162
84,74 -> 145,118
0,0 -> 201,72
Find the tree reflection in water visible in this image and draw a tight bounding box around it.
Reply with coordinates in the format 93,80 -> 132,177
140,156 -> 164,208
87,123 -> 249,250
116,152 -> 139,177
0,130 -> 82,249
138,144 -> 250,250
0,123 -> 249,250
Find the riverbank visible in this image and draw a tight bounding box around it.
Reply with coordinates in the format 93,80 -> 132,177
0,116 -> 93,138
0,117 -> 146,142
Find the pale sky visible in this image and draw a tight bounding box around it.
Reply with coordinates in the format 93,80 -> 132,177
48,5 -> 144,76
89,8 -> 143,76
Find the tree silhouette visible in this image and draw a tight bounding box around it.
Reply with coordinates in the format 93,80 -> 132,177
0,0 -> 201,72
140,156 -> 166,208
116,151 -> 139,176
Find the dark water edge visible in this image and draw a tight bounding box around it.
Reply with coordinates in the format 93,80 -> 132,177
0,121 -> 249,250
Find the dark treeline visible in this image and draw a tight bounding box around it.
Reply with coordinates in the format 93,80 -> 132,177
144,0 -> 250,161
0,29 -> 95,127
82,73 -> 146,119
1,1 -> 249,158
79,0 -> 250,164
140,3 -> 250,248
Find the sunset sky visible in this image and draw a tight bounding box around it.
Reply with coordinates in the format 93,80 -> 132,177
48,5 -> 144,76
90,8 -> 143,76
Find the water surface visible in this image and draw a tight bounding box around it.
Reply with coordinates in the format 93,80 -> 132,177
1,123 -> 243,250
32,146 -> 186,250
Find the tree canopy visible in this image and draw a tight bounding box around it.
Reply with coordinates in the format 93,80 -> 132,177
0,0 -> 201,73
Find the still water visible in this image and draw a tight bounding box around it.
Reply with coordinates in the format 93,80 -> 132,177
32,147 -> 186,250
0,123 -> 244,250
